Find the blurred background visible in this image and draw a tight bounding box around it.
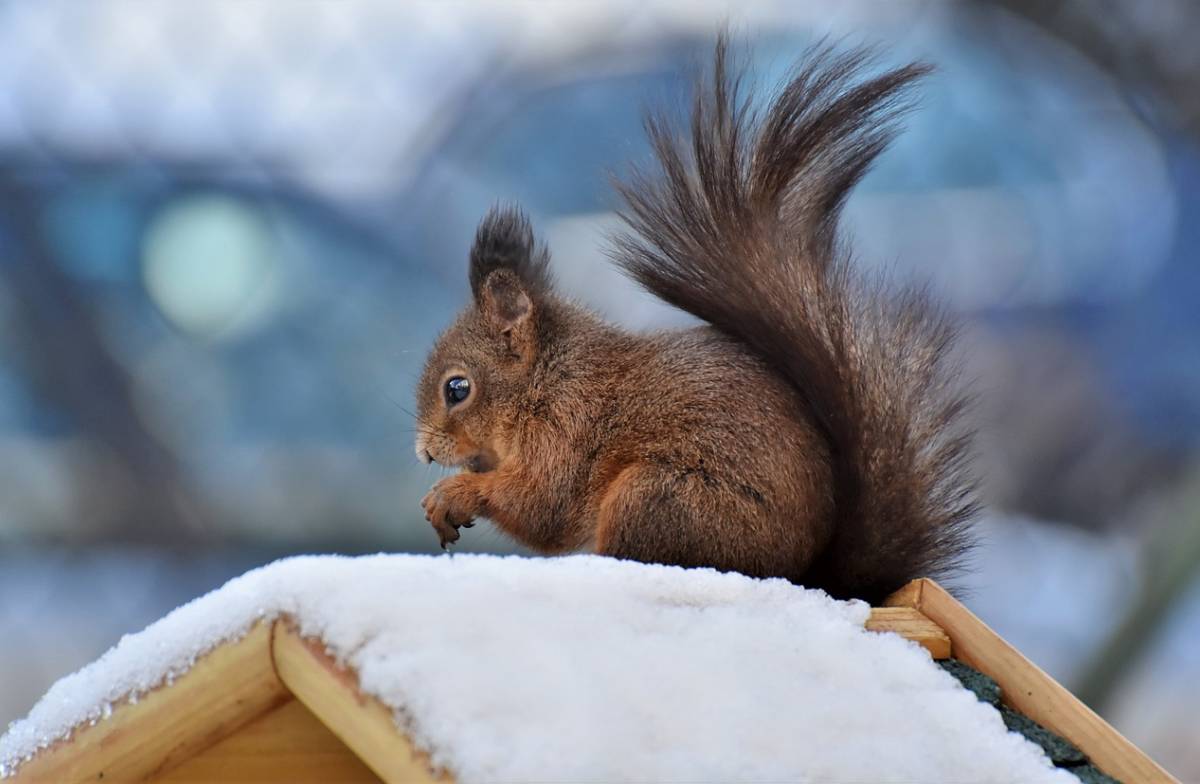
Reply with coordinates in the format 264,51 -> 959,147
1,0 -> 1197,777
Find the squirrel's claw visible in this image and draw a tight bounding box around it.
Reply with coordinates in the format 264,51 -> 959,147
421,478 -> 479,548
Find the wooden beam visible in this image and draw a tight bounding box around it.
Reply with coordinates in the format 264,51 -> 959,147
865,607 -> 952,659
886,578 -> 1178,784
11,621 -> 288,783
152,698 -> 381,783
270,622 -> 448,784
880,577 -> 924,610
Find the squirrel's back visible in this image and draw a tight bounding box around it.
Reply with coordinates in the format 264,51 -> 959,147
612,37 -> 977,601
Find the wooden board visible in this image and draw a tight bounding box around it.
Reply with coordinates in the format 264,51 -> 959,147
9,618 -> 445,784
152,698 -> 380,783
11,622 -> 288,783
886,578 -> 1178,784
864,607 -> 951,659
271,623 -> 447,784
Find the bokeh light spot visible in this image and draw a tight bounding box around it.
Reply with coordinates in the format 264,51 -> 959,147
142,195 -> 279,340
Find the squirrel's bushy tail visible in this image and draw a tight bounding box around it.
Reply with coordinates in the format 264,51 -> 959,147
613,36 -> 977,602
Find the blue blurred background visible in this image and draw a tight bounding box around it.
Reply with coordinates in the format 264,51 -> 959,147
1,0 -> 1198,776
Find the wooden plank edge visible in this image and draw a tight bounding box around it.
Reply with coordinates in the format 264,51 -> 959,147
865,607 -> 952,659
885,578 -> 1179,784
9,621 -> 288,783
270,621 -> 447,784
149,698 -> 381,783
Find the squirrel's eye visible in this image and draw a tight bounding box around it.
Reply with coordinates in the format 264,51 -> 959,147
444,376 -> 471,407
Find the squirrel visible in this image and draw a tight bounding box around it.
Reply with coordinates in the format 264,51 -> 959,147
414,37 -> 977,603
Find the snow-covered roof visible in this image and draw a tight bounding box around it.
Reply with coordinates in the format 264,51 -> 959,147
1,554 -> 1075,782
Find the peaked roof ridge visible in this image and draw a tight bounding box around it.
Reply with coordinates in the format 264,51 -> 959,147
3,555 -> 1166,783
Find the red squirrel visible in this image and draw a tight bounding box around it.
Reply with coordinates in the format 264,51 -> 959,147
414,38 -> 976,603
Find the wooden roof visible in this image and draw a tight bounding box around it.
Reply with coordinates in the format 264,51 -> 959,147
7,579 -> 1175,784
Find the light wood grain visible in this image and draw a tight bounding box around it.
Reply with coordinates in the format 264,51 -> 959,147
886,578 -> 1179,784
152,697 -> 380,783
11,621 -> 287,783
271,622 -> 448,784
865,606 -> 952,659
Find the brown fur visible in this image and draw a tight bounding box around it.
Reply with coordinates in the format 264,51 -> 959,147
415,37 -> 976,603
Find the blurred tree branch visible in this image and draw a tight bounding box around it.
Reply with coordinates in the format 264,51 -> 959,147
1075,498 -> 1200,712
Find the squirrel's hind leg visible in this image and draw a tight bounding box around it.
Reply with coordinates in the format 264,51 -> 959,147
593,463 -> 808,581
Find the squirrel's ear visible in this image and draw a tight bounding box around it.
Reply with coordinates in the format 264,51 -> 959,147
469,205 -> 553,302
479,270 -> 536,361
469,205 -> 552,364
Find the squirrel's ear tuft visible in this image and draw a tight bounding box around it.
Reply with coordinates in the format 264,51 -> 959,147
469,205 -> 553,302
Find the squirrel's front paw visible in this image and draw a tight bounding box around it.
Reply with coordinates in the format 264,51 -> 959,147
421,475 -> 484,549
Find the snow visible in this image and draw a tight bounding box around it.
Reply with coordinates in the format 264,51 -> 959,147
1,554 -> 1076,782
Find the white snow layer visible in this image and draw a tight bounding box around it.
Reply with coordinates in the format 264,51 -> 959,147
1,554 -> 1077,783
